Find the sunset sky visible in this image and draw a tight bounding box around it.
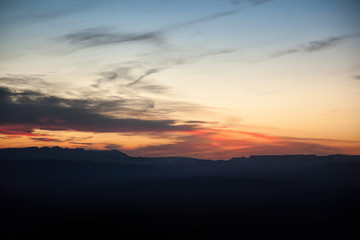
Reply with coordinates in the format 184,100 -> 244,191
1,0 -> 359,159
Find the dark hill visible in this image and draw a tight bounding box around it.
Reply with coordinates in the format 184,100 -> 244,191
1,147 -> 360,239
0,146 -> 130,163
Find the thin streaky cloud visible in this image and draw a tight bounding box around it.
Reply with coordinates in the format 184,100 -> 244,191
104,144 -> 122,151
128,69 -> 162,86
271,33 -> 360,58
100,67 -> 132,81
230,0 -> 273,5
31,137 -> 63,143
0,0 -> 100,26
162,10 -> 239,32
91,66 -> 169,94
0,75 -> 49,87
250,0 -> 273,4
92,67 -> 134,88
60,10 -> 240,50
61,27 -> 163,48
126,130 -> 343,159
133,83 -> 169,94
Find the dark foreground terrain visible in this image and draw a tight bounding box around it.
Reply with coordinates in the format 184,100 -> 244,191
1,147 -> 360,239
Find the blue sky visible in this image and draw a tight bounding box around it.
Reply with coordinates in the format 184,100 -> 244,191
0,0 -> 359,158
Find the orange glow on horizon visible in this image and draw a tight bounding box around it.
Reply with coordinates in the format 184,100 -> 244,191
1,125 -> 359,159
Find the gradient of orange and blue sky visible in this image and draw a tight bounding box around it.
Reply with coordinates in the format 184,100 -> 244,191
0,0 -> 359,159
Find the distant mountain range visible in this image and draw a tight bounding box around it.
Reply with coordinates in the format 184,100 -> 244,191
1,147 -> 360,239
0,146 -> 204,164
1,146 -> 359,163
1,146 -> 360,186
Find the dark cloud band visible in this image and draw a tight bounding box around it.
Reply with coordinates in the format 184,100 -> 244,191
0,87 -> 196,135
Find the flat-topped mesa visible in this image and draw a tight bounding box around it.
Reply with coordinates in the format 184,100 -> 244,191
0,146 -> 131,163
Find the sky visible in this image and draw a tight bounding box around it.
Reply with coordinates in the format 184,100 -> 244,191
0,0 -> 359,159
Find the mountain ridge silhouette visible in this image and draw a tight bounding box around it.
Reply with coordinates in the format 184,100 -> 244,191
1,146 -> 360,239
1,146 -> 359,162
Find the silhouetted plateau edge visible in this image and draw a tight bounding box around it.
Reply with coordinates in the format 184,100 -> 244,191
1,145 -> 359,162
1,146 -> 359,186
1,147 -> 360,239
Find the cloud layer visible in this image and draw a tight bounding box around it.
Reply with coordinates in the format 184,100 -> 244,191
59,10 -> 239,50
61,27 -> 163,48
231,0 -> 273,5
271,34 -> 360,58
0,86 -> 196,136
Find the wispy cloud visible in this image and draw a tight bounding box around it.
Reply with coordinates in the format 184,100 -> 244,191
0,75 -> 49,88
126,128 -> 356,159
0,125 -> 40,137
93,67 -> 135,88
0,0 -> 98,24
0,70 -> 203,128
126,132 -> 343,159
31,137 -> 63,142
0,86 -> 197,136
59,10 -> 240,50
128,68 -> 162,86
0,74 -> 67,96
92,66 -> 168,95
100,67 -> 132,81
104,143 -> 122,151
230,0 -> 273,5
133,83 -> 168,94
61,27 -> 163,48
163,10 -> 239,32
271,33 -> 360,58
91,47 -> 235,95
